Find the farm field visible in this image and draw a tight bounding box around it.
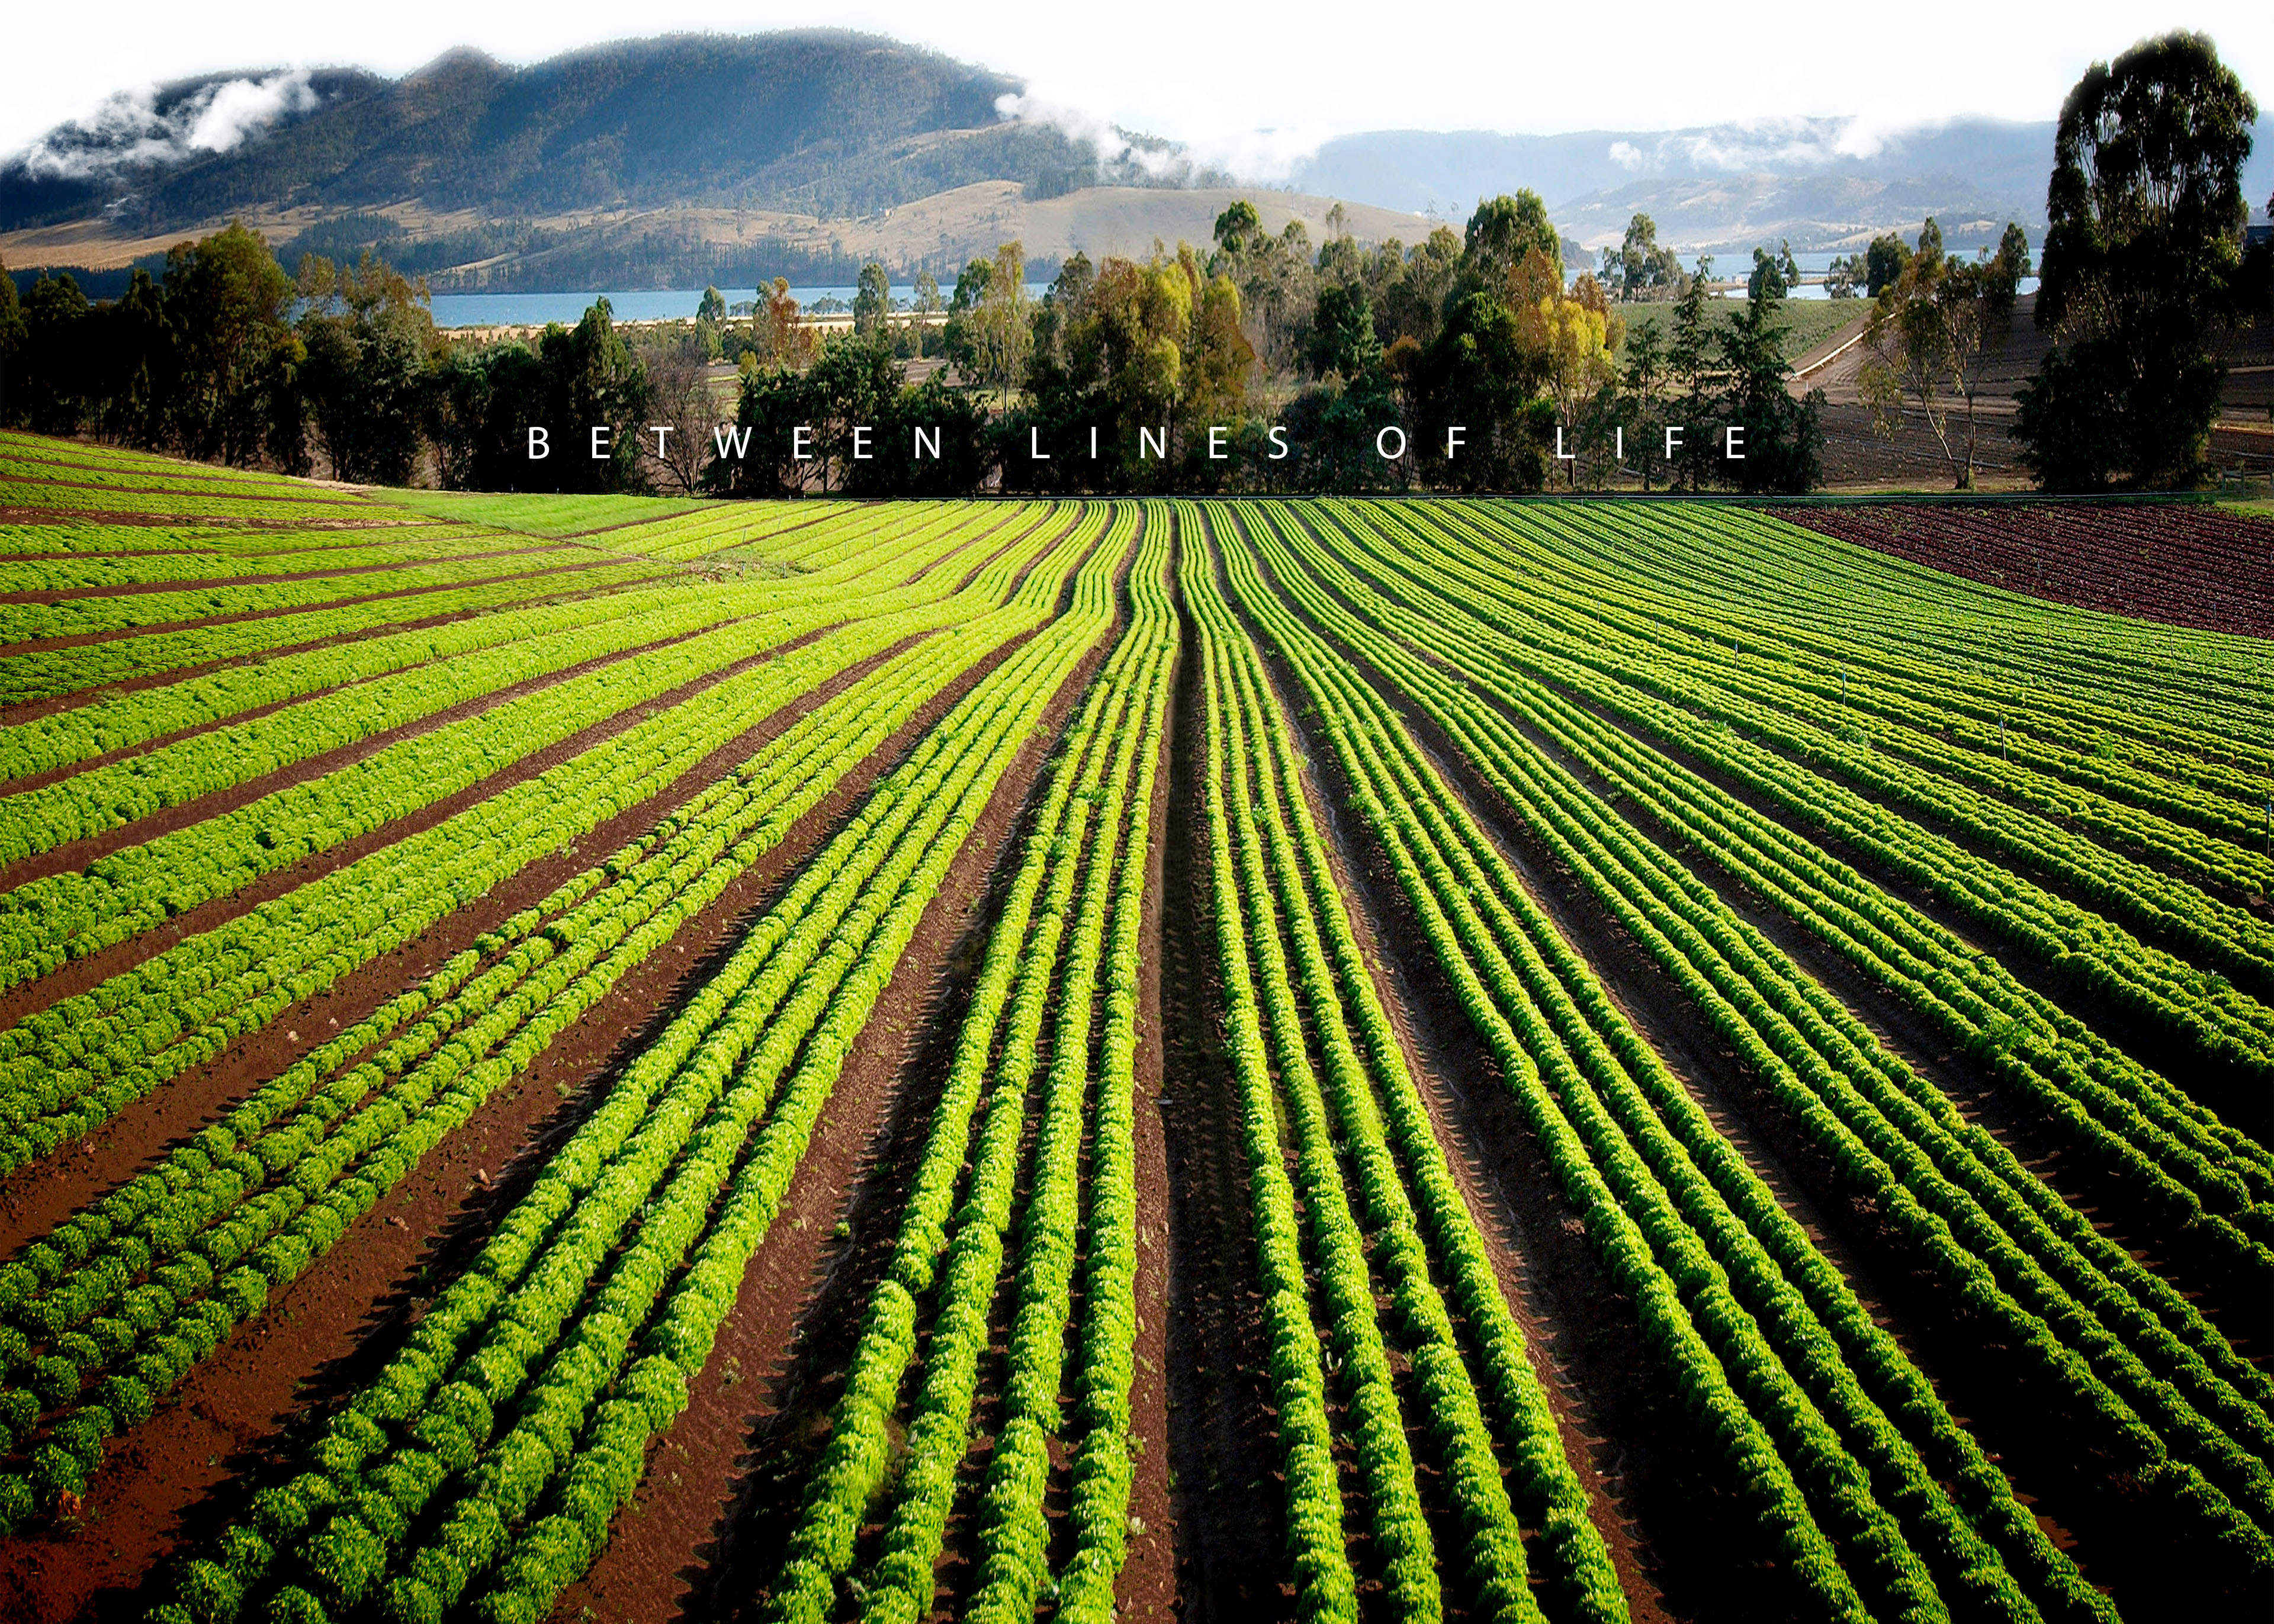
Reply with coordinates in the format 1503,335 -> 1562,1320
0,430 -> 2267,1624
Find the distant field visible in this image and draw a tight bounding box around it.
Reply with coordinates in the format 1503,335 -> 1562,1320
1612,295 -> 1861,359
385,488 -> 717,536
0,435 -> 2267,1624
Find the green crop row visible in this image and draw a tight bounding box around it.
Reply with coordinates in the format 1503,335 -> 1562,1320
0,535 -> 556,592
144,508 -> 1123,1624
0,558 -> 675,704
0,504 -> 968,782
1341,503 -> 2274,1082
1546,500 -> 2270,761
763,515 -> 1148,1624
1424,501 -> 2272,874
1363,501 -> 2274,1001
1315,503 -> 2274,1227
1229,503 -> 2127,1624
0,514 -> 1074,1177
0,547 -> 1082,1517
1196,528 -> 1544,1624
817,510 -> 1146,1624
962,523 -> 1173,1624
0,547 -> 636,644
0,502 -> 1004,867
1193,507 -> 1631,1624
0,480 -> 377,519
1245,506 -> 2271,1591
1051,517 -> 1177,1624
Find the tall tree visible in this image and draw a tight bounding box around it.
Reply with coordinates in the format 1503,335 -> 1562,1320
1463,191 -> 1560,289
0,262 -> 23,427
295,252 -> 438,485
1864,233 -> 1913,297
162,222 -> 301,468
1666,258 -> 1719,491
1859,221 -> 2030,488
1610,213 -> 1682,300
852,262 -> 890,339
1717,274 -> 1826,494
2015,31 -> 2258,488
15,274 -> 91,436
1618,317 -> 1670,490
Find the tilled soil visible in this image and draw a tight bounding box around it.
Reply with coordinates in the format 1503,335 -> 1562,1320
0,606 -> 843,890
0,609 -> 1038,1624
0,552 -> 669,658
1158,597 -> 1293,1624
549,619 -> 1107,1624
1771,501 -> 2274,639
0,614 -> 879,1045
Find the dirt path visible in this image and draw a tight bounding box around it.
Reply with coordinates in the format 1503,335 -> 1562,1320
1155,584 -> 1296,1624
1116,564 -> 1183,1622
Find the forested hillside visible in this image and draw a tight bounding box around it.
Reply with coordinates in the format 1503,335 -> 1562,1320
0,33 -> 1157,237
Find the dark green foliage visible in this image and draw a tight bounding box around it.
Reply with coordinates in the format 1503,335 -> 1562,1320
2016,31 -> 2259,488
1462,191 -> 1560,289
1866,233 -> 1914,298
432,300 -> 653,493
1717,288 -> 1826,495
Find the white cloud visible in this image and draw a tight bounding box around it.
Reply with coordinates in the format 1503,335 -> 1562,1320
1608,140 -> 1645,172
0,1 -> 2264,179
17,69 -> 317,179
994,88 -> 1332,184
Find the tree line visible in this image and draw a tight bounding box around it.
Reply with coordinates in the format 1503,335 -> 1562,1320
0,31 -> 2263,494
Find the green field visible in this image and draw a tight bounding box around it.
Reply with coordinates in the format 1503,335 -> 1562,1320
1612,296 -> 1862,360
0,430 -> 2266,1624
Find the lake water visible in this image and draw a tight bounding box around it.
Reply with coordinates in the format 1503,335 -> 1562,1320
427,285 -> 1049,329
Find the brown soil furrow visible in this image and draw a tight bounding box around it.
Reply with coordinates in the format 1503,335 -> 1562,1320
0,554 -> 666,657
548,619 -> 1116,1624
0,623 -> 930,1258
1158,591 -> 1295,1624
0,577 -> 665,728
0,541 -> 584,603
0,613 -> 1039,1624
1115,583 -> 1183,1621
0,605 -> 835,890
0,612 -> 884,1085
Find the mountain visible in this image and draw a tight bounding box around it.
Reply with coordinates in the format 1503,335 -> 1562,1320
8,32 -> 2268,290
1287,118 -> 2274,250
0,32 -> 1181,239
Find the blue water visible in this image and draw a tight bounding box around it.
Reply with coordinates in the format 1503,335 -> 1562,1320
426,285 -> 1049,329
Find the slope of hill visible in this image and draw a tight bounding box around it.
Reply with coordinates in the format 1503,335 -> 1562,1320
1288,117 -> 2274,249
0,32 -> 1154,237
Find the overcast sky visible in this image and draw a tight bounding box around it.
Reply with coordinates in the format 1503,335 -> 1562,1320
5,1 -> 2269,167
